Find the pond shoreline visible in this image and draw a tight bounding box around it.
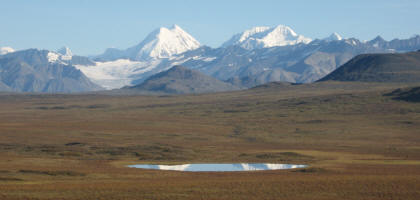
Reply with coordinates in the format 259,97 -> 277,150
127,163 -> 308,172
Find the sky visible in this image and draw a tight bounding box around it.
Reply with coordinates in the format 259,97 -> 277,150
1,0 -> 420,55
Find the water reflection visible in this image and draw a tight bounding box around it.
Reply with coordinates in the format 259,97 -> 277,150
128,163 -> 307,172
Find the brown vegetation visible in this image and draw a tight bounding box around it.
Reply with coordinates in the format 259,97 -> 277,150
0,81 -> 419,199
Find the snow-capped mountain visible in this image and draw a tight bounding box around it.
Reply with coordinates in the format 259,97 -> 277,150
75,26 -> 420,91
323,33 -> 343,42
94,25 -> 201,61
43,47 -> 95,66
127,24 -> 201,60
57,46 -> 73,60
79,25 -> 202,89
46,47 -> 74,63
0,47 -> 15,55
3,25 -> 420,93
221,25 -> 312,50
0,49 -> 102,92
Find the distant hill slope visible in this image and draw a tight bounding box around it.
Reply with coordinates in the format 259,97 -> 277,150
319,51 -> 420,82
0,49 -> 102,93
0,81 -> 11,91
386,86 -> 420,102
128,65 -> 239,94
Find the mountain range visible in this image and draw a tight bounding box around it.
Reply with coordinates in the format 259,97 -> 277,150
80,25 -> 420,89
1,24 -> 420,93
0,49 -> 101,93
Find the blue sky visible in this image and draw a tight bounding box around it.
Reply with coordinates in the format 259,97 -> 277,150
1,0 -> 419,55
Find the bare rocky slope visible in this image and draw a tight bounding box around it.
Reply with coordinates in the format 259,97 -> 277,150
0,49 -> 102,93
128,65 -> 239,94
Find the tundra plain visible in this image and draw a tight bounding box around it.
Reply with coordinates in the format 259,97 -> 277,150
0,82 -> 419,200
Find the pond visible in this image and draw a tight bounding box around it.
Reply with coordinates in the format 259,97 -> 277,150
127,163 -> 307,172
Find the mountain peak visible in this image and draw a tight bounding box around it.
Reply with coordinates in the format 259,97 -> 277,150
57,46 -> 73,56
372,35 -> 386,42
272,25 -> 298,36
222,25 -> 311,49
0,46 -> 15,55
56,46 -> 73,60
323,33 -> 343,41
368,36 -> 387,48
171,24 -> 181,30
236,26 -> 271,43
127,25 -> 201,60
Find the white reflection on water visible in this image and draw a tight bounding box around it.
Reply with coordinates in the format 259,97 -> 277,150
127,163 -> 307,172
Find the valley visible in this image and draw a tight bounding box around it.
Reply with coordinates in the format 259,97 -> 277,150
2,1 -> 420,199
0,81 -> 419,199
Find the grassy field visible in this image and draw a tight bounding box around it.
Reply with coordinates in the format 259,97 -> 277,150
0,81 -> 419,199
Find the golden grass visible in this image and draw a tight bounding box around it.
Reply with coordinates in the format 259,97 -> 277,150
0,82 -> 419,199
